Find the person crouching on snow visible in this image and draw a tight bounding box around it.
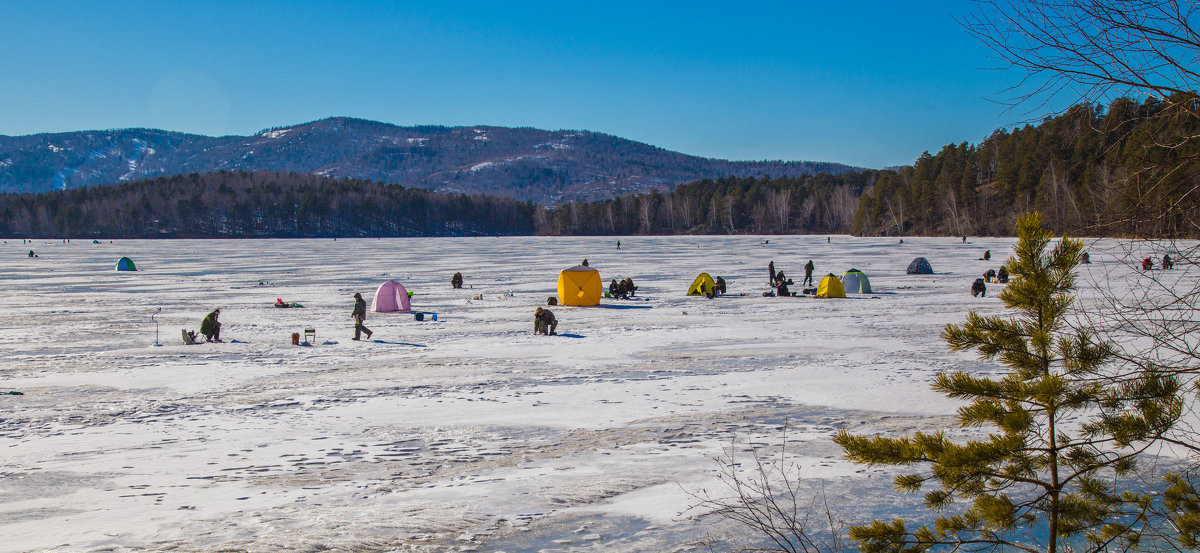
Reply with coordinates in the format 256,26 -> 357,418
534,307 -> 557,335
351,292 -> 372,341
200,309 -> 222,342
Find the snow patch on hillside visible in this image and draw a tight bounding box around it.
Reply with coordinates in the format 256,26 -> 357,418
262,129 -> 291,139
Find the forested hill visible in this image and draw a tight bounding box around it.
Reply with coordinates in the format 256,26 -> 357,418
544,97 -> 1200,238
0,118 -> 856,204
0,172 -> 535,238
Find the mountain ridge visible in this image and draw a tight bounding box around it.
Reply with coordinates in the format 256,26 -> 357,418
0,117 -> 859,203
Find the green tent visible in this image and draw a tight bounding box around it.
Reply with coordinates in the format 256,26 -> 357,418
840,268 -> 872,293
115,257 -> 137,271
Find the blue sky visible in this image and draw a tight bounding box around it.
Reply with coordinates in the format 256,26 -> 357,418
0,1 -> 1042,168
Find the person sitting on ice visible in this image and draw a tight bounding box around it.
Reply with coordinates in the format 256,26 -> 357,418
971,278 -> 987,297
1081,252 -> 1091,264
622,277 -> 638,297
200,309 -> 222,342
776,280 -> 790,298
983,249 -> 991,260
983,268 -> 997,281
451,272 -> 464,288
1163,254 -> 1174,270
715,276 -> 727,295
1142,257 -> 1153,270
997,266 -> 1009,283
609,279 -> 621,299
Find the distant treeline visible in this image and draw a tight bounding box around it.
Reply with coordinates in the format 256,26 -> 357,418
5,97 -> 1199,239
0,171 -> 535,238
534,172 -> 878,235
545,97 -> 1200,238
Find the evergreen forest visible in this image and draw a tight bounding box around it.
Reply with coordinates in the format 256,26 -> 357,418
0,171 -> 535,238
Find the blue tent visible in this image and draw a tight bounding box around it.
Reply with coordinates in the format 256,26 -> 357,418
115,257 -> 137,271
906,257 -> 933,275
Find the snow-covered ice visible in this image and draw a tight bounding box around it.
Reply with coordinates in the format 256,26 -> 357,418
0,235 -> 1172,552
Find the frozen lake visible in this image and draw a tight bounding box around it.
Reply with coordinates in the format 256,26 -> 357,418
0,235 -> 1161,552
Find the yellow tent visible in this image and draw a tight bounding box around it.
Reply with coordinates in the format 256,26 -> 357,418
815,273 -> 846,298
557,265 -> 602,306
687,273 -> 716,296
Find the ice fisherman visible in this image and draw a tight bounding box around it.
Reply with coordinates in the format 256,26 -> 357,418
768,261 -> 776,286
715,276 -> 727,295
534,307 -> 557,335
351,292 -> 372,341
971,278 -> 987,297
451,272 -> 464,289
1163,254 -> 1174,270
200,309 -> 222,342
803,260 -> 814,286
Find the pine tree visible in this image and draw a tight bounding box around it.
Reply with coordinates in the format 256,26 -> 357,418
834,212 -> 1182,553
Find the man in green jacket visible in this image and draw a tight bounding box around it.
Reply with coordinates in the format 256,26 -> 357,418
200,309 -> 222,342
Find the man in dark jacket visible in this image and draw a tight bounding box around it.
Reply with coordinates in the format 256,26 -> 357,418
971,278 -> 987,297
352,293 -> 372,341
200,309 -> 222,342
768,261 -> 776,286
451,272 -> 464,288
803,260 -> 815,286
715,276 -> 727,295
534,307 -> 558,335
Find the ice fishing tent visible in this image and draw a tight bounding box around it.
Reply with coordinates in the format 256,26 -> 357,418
114,257 -> 137,271
557,265 -> 602,306
815,274 -> 846,298
371,280 -> 412,312
687,273 -> 717,296
840,268 -> 872,293
906,257 -> 934,275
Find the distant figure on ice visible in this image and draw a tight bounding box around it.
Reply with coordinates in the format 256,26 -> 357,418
963,236 -> 967,243
776,280 -> 791,298
803,260 -> 815,286
616,240 -> 621,250
534,307 -> 557,335
768,261 -> 776,286
623,277 -> 637,297
1081,252 -> 1090,264
715,276 -> 727,295
351,293 -> 372,341
581,259 -> 589,267
28,250 -> 35,257
776,270 -> 787,288
200,309 -> 222,342
1163,254 -> 1174,270
984,269 -> 996,281
899,238 -> 904,244
983,250 -> 991,261
451,272 -> 464,289
971,278 -> 987,297
1142,257 -> 1153,270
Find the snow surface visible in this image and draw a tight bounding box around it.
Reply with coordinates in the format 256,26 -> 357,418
0,235 -> 1182,552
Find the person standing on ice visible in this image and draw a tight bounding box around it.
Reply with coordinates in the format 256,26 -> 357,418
351,293 -> 372,341
768,261 -> 776,286
200,309 -> 222,342
803,260 -> 815,287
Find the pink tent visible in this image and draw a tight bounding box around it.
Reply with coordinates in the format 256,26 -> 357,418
371,280 -> 411,313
